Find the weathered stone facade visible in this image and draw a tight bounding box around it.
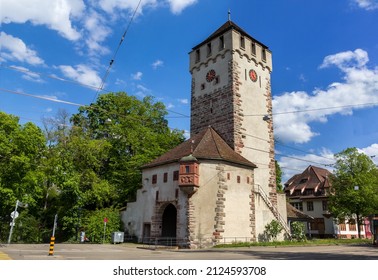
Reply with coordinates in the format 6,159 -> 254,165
121,20 -> 290,248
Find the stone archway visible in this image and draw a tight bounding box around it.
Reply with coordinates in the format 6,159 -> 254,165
161,203 -> 177,238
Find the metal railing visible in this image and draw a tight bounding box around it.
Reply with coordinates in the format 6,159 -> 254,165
254,185 -> 291,236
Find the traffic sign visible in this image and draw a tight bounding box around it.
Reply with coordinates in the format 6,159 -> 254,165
9,222 -> 15,226
10,211 -> 19,219
104,217 -> 108,223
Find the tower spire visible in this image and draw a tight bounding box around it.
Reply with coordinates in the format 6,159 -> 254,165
228,9 -> 231,21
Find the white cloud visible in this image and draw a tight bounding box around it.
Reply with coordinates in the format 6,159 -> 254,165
97,0 -> 197,15
12,66 -> 44,83
133,84 -> 151,98
57,64 -> 102,88
0,32 -> 44,65
97,0 -> 158,14
319,49 -> 369,70
166,0 -> 198,14
353,0 -> 378,10
166,102 -> 175,109
358,143 -> 378,165
278,148 -> 335,183
273,49 -> 378,144
1,0 -> 85,41
131,71 -> 143,80
152,59 -> 164,69
83,9 -> 111,56
178,98 -> 188,104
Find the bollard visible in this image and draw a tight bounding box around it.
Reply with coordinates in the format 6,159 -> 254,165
48,236 -> 55,256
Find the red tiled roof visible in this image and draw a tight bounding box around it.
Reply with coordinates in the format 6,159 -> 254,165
142,126 -> 257,169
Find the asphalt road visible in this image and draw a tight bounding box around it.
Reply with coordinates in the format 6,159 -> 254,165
0,243 -> 377,260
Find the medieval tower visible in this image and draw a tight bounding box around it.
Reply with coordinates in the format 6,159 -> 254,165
189,19 -> 276,204
122,19 -> 289,247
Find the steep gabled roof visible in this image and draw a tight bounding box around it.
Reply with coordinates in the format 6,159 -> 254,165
284,165 -> 332,196
192,20 -> 269,50
142,126 -> 257,169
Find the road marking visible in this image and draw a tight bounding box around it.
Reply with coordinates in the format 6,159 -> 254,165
0,251 -> 12,260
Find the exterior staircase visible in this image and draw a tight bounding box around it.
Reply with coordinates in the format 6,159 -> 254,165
254,185 -> 291,237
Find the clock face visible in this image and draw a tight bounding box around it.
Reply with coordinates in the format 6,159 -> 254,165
249,69 -> 258,82
206,69 -> 216,82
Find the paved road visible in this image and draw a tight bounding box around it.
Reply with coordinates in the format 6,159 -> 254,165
0,243 -> 377,260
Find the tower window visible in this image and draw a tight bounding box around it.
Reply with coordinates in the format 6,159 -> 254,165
163,172 -> 168,183
152,174 -> 157,184
173,170 -> 179,181
251,42 -> 256,56
207,43 -> 212,56
240,36 -> 245,49
262,48 -> 267,61
195,49 -> 200,62
214,76 -> 220,84
201,83 -> 205,90
237,176 -> 241,183
219,36 -> 225,50
185,165 -> 190,173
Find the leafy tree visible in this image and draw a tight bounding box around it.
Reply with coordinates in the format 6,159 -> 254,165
275,160 -> 283,192
71,92 -> 185,203
264,219 -> 283,241
80,207 -> 122,243
0,112 -> 46,241
329,147 -> 378,238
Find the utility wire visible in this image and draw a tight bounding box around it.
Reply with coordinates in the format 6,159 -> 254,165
0,88 -> 84,107
92,0 -> 143,102
244,102 -> 378,117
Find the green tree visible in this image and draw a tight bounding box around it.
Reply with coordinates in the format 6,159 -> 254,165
275,160 -> 283,192
329,147 -> 378,238
80,207 -> 122,243
0,112 -> 46,241
71,92 -> 185,203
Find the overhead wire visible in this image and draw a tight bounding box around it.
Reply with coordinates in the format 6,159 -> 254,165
92,0 -> 143,102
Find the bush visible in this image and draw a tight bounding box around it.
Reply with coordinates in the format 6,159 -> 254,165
290,221 -> 307,241
264,220 -> 283,241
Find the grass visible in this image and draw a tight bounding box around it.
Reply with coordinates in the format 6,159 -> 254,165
214,238 -> 372,248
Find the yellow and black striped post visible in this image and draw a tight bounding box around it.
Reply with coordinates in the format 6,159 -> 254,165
48,236 -> 55,256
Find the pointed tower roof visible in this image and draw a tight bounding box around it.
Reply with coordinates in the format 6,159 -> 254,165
192,20 -> 269,50
142,126 -> 257,169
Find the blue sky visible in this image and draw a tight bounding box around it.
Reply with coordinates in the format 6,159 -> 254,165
1,0 -> 378,181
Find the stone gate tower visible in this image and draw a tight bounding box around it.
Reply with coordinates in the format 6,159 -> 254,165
189,20 -> 276,202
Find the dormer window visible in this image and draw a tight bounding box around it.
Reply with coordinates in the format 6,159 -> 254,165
207,43 -> 212,56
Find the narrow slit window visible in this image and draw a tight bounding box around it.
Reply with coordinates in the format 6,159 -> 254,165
240,36 -> 245,49
251,42 -> 256,55
219,36 -> 225,50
